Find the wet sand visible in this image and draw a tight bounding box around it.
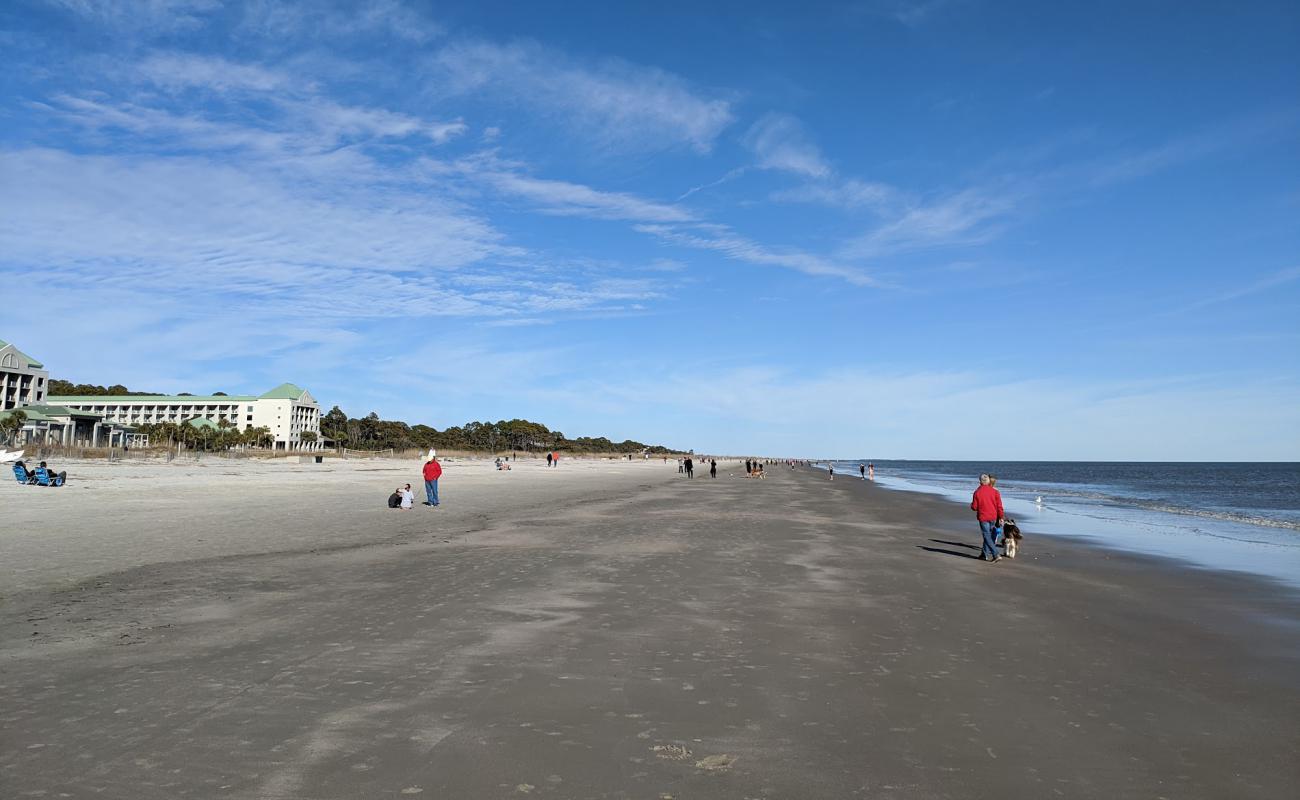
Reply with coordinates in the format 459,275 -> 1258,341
1,459 -> 1297,798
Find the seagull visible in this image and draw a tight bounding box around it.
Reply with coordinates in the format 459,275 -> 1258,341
1035,496 -> 1044,506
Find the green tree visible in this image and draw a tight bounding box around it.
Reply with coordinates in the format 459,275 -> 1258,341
0,409 -> 27,444
321,406 -> 349,440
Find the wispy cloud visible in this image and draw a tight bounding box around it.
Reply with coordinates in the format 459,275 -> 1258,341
480,170 -> 693,223
42,0 -> 222,34
743,113 -> 832,178
236,0 -> 443,43
428,39 -> 735,154
637,223 -> 876,285
841,187 -> 1018,258
770,178 -> 899,212
137,52 -> 299,93
1172,265 -> 1300,314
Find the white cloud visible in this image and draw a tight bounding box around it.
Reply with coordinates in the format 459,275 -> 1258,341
0,147 -> 505,276
482,171 -> 694,223
770,178 -> 899,212
42,0 -> 222,33
137,52 -> 297,93
547,365 -> 1300,460
236,0 -> 442,43
637,223 -> 876,285
743,113 -> 831,178
842,187 -> 1016,258
428,39 -> 734,153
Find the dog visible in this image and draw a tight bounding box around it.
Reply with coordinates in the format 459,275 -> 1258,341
1000,518 -> 1024,558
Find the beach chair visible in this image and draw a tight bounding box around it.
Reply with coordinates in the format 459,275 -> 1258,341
34,466 -> 65,487
12,463 -> 34,484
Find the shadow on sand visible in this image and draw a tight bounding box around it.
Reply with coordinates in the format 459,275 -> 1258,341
918,539 -> 985,560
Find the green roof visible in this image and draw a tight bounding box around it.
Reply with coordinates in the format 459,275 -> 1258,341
182,417 -> 219,429
0,339 -> 44,369
2,404 -> 99,420
259,383 -> 307,400
46,395 -> 257,404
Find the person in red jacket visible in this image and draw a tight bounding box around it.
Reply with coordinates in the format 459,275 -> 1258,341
970,472 -> 1005,562
422,450 -> 443,507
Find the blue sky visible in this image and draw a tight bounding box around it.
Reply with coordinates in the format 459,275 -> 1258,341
2,0 -> 1297,459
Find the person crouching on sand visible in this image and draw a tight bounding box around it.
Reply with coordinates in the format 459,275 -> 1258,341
971,473 -> 1005,562
401,483 -> 414,510
388,487 -> 402,509
423,451 -> 442,507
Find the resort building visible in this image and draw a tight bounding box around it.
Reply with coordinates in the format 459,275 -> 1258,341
4,403 -> 134,449
0,339 -> 50,410
1,338 -> 323,451
46,383 -> 323,450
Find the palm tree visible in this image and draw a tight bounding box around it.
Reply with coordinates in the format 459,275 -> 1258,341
0,409 -> 27,445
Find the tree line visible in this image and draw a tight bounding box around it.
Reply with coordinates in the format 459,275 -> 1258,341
41,379 -> 677,454
319,408 -> 675,455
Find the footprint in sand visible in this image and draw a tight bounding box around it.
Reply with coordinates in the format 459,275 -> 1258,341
694,754 -> 737,771
650,744 -> 692,761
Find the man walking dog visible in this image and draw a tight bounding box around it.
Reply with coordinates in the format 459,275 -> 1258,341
970,473 -> 1005,562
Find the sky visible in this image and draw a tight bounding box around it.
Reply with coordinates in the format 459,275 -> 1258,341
1,0 -> 1297,460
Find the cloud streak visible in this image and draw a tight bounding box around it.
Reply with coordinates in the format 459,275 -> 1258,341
429,39 -> 735,154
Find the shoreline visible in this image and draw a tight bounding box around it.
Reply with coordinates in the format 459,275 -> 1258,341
3,459 -> 1297,798
814,461 -> 1300,591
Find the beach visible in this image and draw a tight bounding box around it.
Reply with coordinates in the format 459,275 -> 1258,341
2,458 -> 1296,799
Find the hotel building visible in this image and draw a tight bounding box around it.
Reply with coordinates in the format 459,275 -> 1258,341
46,384 -> 323,450
2,338 -> 323,450
0,339 -> 50,410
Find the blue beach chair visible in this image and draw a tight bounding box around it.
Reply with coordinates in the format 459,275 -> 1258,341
34,465 -> 65,487
13,462 -> 34,484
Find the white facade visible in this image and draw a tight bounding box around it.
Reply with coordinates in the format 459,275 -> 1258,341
0,340 -> 50,410
47,383 -> 322,451
247,388 -> 323,450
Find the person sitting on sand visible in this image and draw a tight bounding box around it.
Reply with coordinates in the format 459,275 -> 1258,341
37,461 -> 67,487
400,483 -> 414,510
388,487 -> 402,509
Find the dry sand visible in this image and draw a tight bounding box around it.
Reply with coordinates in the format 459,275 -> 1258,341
1,458 -> 1296,799
1,455 -> 674,595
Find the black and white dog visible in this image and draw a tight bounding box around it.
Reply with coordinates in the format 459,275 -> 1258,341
1000,519 -> 1024,558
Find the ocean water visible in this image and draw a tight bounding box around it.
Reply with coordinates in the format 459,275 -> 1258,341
823,461 -> 1300,589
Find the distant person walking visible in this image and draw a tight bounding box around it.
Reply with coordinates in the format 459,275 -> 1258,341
828,464 -> 834,481
868,463 -> 874,481
859,464 -> 866,480
551,451 -> 559,467
422,451 -> 442,507
745,459 -> 752,476
709,459 -> 717,479
685,457 -> 694,478
971,473 -> 1005,562
546,452 -> 553,467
